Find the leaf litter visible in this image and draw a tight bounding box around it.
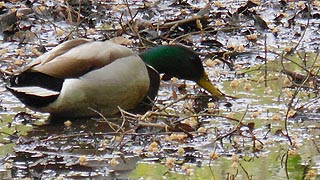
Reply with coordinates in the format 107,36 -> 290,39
0,0 -> 319,179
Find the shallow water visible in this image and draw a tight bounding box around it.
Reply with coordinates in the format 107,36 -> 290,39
0,0 -> 319,179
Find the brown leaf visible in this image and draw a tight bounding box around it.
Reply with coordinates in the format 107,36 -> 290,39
172,123 -> 195,132
247,122 -> 255,131
109,36 -> 132,45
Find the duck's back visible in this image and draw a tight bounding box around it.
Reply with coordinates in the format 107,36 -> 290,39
29,39 -> 135,78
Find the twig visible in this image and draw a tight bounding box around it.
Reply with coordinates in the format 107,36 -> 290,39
239,162 -> 251,180
170,26 -> 243,44
143,111 -> 180,118
284,151 -> 290,179
292,1 -> 311,52
215,128 -> 238,142
39,132 -> 118,142
239,104 -> 249,122
158,14 -> 208,29
158,94 -> 189,111
312,139 -> 320,153
297,96 -> 320,110
214,106 -> 249,144
123,0 -> 144,47
88,107 -> 124,133
137,122 -> 169,130
117,106 -> 130,131
264,34 -> 268,88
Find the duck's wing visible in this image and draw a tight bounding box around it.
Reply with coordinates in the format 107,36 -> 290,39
23,38 -> 92,71
22,39 -> 135,79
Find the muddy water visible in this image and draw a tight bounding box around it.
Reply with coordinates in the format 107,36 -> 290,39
0,0 -> 319,179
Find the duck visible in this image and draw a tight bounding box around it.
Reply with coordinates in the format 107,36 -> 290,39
6,38 -> 225,118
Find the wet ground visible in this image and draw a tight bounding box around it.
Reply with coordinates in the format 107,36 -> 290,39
0,0 -> 319,179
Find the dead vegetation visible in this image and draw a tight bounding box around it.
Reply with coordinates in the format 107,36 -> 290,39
0,0 -> 319,179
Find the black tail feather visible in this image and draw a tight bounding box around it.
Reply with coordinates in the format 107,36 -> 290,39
10,71 -> 64,91
6,86 -> 59,108
7,71 -> 64,108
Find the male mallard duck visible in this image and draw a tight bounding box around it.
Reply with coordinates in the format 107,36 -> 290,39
6,38 -> 224,118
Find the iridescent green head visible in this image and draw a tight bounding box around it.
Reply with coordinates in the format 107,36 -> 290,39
139,45 -> 224,98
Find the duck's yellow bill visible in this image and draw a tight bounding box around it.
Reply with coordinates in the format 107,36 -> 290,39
196,73 -> 224,98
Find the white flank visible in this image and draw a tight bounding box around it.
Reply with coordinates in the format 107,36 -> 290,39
9,86 -> 60,97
